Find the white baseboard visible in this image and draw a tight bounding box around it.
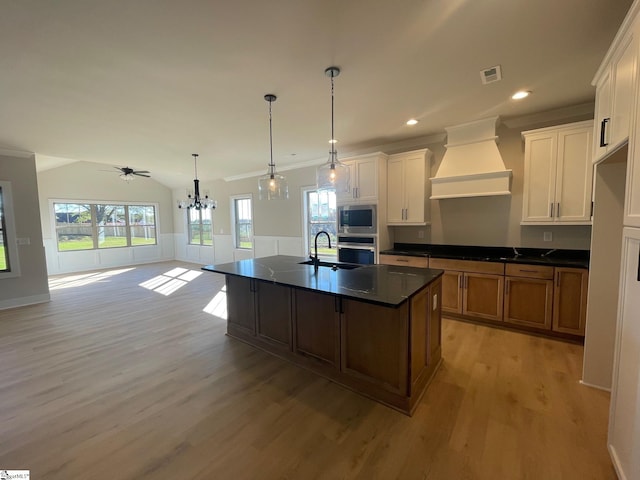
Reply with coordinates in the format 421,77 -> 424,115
0,293 -> 51,311
579,379 -> 612,392
608,444 -> 628,480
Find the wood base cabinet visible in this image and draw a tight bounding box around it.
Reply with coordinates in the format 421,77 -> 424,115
430,259 -> 504,322
504,264 -> 554,330
552,267 -> 588,335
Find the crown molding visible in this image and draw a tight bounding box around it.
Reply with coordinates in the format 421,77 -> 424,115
502,102 -> 594,129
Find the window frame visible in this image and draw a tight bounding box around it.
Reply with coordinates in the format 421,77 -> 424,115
51,200 -> 158,252
301,186 -> 337,260
187,207 -> 213,246
231,194 -> 254,250
0,180 -> 21,279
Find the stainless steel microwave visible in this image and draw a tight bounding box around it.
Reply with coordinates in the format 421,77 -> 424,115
337,204 -> 377,234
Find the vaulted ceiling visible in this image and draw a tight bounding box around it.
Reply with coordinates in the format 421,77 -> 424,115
0,0 -> 633,187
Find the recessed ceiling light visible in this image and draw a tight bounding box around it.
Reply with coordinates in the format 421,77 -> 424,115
512,90 -> 531,100
406,119 -> 419,126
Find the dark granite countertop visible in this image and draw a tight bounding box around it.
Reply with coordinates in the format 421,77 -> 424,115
202,255 -> 443,307
380,243 -> 590,269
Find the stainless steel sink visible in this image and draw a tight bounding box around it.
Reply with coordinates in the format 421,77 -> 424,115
298,260 -> 361,270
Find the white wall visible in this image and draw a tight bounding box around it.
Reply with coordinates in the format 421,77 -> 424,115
392,121 -> 593,250
583,149 -> 627,390
0,153 -> 50,309
37,160 -> 176,274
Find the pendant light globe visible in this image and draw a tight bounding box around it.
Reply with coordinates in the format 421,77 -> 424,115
316,66 -> 350,193
258,94 -> 289,200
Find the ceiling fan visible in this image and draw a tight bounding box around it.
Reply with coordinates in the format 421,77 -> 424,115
113,166 -> 151,182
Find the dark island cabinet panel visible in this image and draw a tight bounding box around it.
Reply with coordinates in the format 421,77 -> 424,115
226,276 -> 256,335
341,299 -> 409,395
256,281 -> 292,349
293,289 -> 340,366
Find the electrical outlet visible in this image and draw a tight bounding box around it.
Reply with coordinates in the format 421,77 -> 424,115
543,232 -> 552,242
16,237 -> 30,245
418,230 -> 424,239
220,228 -> 224,234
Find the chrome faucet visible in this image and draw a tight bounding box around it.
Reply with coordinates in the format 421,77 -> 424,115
311,230 -> 332,272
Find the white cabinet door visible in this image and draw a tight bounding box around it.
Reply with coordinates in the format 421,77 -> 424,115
404,153 -> 426,223
387,157 -> 405,223
593,30 -> 637,164
593,70 -> 612,163
555,126 -> 593,222
611,33 -> 637,151
354,156 -> 378,203
522,121 -> 593,224
386,149 -> 430,225
608,227 -> 640,480
522,133 -> 557,222
335,156 -> 378,204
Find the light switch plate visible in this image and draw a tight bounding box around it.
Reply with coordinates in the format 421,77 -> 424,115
543,232 -> 552,242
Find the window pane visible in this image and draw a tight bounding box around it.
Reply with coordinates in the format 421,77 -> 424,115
129,205 -> 157,246
307,190 -> 336,256
55,203 -> 94,250
98,226 -> 128,248
0,187 -> 7,271
234,198 -> 252,249
189,224 -> 202,245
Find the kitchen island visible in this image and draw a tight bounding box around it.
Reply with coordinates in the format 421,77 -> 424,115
202,255 -> 443,415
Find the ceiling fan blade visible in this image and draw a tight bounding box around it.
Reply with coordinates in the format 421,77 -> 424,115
134,173 -> 151,177
134,170 -> 150,174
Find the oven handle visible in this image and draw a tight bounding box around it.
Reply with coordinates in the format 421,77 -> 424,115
337,244 -> 376,251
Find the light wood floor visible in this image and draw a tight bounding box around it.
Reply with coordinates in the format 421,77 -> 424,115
0,261 -> 614,479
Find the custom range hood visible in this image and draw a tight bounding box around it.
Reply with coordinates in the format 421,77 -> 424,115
430,116 -> 512,199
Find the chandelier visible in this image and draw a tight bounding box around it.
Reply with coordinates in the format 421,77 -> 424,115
316,66 -> 350,193
177,154 -> 216,210
258,94 -> 288,200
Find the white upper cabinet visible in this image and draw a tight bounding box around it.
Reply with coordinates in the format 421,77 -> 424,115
522,121 -> 593,225
625,9 -> 640,227
335,153 -> 385,205
593,21 -> 638,164
387,148 -> 432,225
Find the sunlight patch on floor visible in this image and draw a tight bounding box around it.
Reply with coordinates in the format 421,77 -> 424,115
139,268 -> 203,296
49,268 -> 135,290
203,285 -> 227,319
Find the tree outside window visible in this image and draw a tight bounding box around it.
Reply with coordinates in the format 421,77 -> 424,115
54,202 -> 157,251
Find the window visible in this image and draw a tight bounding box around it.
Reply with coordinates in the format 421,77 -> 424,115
232,196 -> 253,249
54,202 -> 157,251
303,188 -> 337,258
0,181 -> 20,277
188,208 -> 213,246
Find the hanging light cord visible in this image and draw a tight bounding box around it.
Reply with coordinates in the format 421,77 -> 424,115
193,153 -> 199,180
269,99 -> 275,175
330,72 -> 336,163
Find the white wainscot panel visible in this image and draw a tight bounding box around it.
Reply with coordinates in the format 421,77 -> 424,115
253,237 -> 278,258
57,249 -> 100,274
97,247 -> 134,266
233,249 -> 254,261
277,237 -> 304,257
213,235 -> 233,264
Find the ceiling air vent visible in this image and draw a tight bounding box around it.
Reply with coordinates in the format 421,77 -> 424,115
480,65 -> 502,85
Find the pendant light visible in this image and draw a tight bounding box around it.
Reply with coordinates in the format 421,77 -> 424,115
316,66 -> 350,193
177,154 -> 217,210
259,94 -> 289,200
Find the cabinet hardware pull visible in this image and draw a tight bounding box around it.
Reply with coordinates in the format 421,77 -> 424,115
334,296 -> 339,313
397,259 -> 409,262
600,118 -> 609,147
520,269 -> 538,273
637,249 -> 640,282
557,202 -> 560,217
550,203 -> 554,217
591,201 -> 594,217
